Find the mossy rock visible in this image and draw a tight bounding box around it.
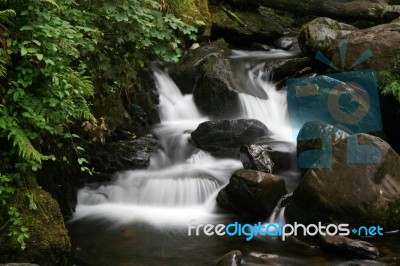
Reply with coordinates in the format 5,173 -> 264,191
0,189 -> 70,265
168,0 -> 211,37
298,17 -> 358,57
231,0 -> 399,23
210,5 -> 294,47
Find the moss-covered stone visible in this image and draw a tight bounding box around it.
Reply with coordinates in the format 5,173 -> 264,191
231,0 -> 399,23
210,5 -> 293,47
0,189 -> 70,265
168,0 -> 211,37
298,17 -> 358,57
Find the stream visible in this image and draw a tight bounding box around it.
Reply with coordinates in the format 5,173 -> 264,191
67,49 -> 399,266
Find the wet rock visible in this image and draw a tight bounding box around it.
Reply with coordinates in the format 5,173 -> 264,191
319,235 -> 379,259
193,51 -> 240,117
191,119 -> 268,155
217,169 -> 287,219
210,5 -> 293,47
0,189 -> 70,266
265,57 -> 312,83
240,144 -> 275,173
83,135 -> 160,181
274,36 -> 299,51
298,17 -> 358,57
169,39 -> 255,117
169,39 -> 230,95
296,120 -> 351,168
125,69 -> 160,134
216,250 -> 242,266
338,260 -> 385,266
91,68 -> 159,138
330,21 -> 400,72
249,43 -> 273,51
286,133 -> 400,230
232,0 -> 399,22
244,138 -> 297,171
247,252 -> 280,263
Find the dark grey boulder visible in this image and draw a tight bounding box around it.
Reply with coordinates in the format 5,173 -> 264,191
217,169 -> 287,219
191,119 -> 268,155
83,135 -> 160,181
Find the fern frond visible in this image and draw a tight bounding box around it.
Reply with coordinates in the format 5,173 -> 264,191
0,9 -> 16,25
64,70 -> 94,95
0,114 -> 44,163
74,95 -> 96,122
39,0 -> 59,8
9,126 -> 43,163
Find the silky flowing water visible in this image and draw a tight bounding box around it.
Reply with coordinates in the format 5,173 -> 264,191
67,49 -> 399,266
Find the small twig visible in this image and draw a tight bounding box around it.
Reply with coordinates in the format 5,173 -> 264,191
221,6 -> 247,28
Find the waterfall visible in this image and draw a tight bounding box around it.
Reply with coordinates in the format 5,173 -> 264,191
73,70 -> 242,226
230,50 -> 295,141
73,49 -> 298,227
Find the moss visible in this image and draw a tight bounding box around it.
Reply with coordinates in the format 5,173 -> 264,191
210,5 -> 294,46
0,188 -> 70,265
211,7 -> 288,35
169,0 -> 211,29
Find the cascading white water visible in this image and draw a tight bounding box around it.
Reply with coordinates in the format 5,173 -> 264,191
73,50 -> 299,227
73,70 -> 242,226
230,50 -> 295,141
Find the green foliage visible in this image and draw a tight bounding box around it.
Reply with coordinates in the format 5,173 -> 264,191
8,206 -> 29,248
0,0 -> 97,247
380,58 -> 400,103
0,0 -> 199,247
79,0 -> 197,92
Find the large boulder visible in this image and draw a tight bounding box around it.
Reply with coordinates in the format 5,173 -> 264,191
298,17 -> 358,57
331,21 -> 400,72
169,39 -> 231,95
193,52 -> 240,117
169,39 -> 244,117
230,0 -> 400,22
217,169 -> 287,219
191,119 -> 268,156
83,135 -> 160,181
0,189 -> 71,265
286,133 -> 400,230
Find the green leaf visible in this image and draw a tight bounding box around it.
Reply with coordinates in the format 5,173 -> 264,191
35,54 -> 43,61
20,47 -> 27,56
19,25 -> 33,31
